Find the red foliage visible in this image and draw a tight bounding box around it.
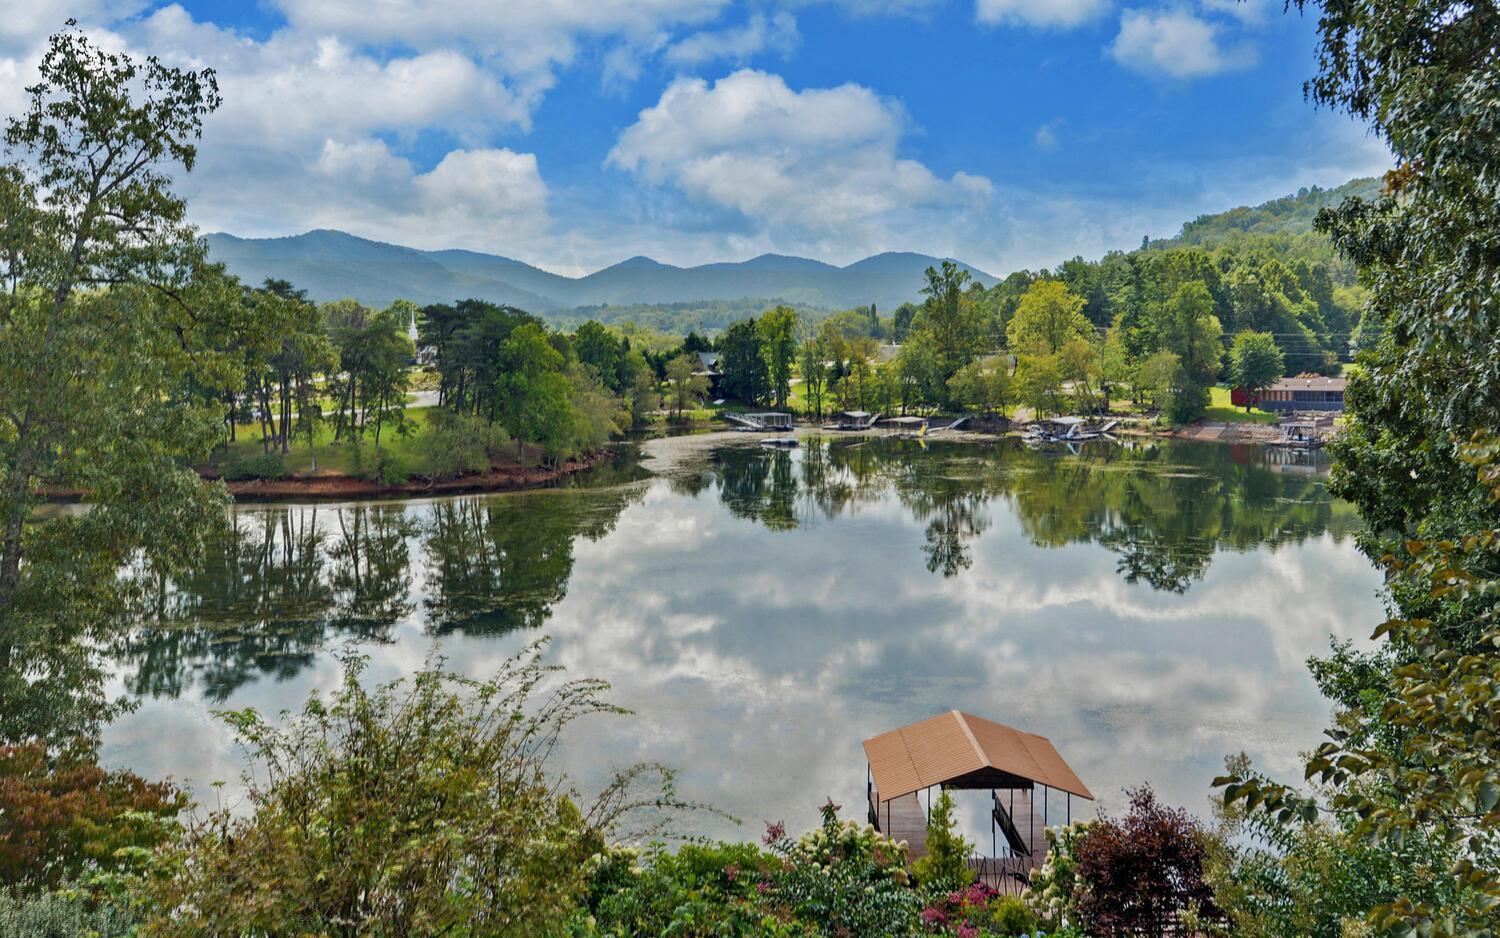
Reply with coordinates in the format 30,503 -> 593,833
0,743 -> 185,889
1072,785 -> 1223,936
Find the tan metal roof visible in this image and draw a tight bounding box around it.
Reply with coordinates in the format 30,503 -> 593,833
1269,376 -> 1347,392
863,710 -> 1094,802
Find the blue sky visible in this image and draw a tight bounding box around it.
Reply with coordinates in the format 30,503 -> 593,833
1,1 -> 1390,275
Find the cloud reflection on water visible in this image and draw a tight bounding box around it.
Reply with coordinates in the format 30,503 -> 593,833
104,436 -> 1382,843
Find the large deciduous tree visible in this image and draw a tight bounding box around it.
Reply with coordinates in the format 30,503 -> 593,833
0,25 -> 235,744
914,261 -> 987,404
1157,282 -> 1223,423
758,305 -> 798,410
1006,280 -> 1092,357
718,318 -> 768,404
1227,330 -> 1283,409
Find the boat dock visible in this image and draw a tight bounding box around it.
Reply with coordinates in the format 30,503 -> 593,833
863,710 -> 1092,896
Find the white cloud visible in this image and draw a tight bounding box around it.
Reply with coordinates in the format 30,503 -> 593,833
415,149 -> 550,225
1199,0 -> 1276,26
609,69 -> 991,245
269,0 -> 728,78
0,0 -> 145,54
1034,119 -> 1062,150
975,0 -> 1111,29
1110,8 -> 1258,79
665,12 -> 800,66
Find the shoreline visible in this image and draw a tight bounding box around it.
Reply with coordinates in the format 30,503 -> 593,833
44,417 -> 1304,505
215,448 -> 611,502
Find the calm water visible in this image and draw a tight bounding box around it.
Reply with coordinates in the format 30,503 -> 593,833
101,434 -> 1383,839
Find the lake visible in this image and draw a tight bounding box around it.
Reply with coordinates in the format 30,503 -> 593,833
100,433 -> 1383,841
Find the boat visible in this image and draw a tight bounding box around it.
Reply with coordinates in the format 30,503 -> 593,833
1269,418 -> 1326,449
760,437 -> 799,448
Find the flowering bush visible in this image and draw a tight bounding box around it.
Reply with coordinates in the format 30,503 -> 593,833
1026,821 -> 1091,929
764,798 -> 925,935
921,882 -> 1042,936
771,798 -> 910,882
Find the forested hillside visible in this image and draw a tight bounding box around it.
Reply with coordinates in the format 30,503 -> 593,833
963,178 -> 1382,377
1167,177 -> 1381,248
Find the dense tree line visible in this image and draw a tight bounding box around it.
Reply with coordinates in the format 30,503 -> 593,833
420,300 -> 654,462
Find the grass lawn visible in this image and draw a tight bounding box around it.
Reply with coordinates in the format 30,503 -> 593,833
216,406 -> 555,478
1205,386 -> 1279,424
217,406 -> 439,475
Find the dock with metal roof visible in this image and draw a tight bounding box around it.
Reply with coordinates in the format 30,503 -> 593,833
863,710 -> 1093,894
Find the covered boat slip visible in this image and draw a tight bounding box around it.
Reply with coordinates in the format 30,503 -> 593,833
863,710 -> 1093,893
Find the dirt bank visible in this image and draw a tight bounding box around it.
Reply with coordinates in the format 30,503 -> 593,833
213,449 -> 610,502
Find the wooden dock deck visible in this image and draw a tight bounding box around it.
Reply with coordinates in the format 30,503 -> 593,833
870,790 -> 929,858
870,786 -> 1048,896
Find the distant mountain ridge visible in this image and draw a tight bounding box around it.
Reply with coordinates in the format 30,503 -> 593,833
202,229 -> 999,314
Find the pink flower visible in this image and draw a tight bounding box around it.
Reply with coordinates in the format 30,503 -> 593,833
920,907 -> 948,926
763,820 -> 786,845
724,863 -> 739,882
756,881 -> 770,894
957,927 -> 979,938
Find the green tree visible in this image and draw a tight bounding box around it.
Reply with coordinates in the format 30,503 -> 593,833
1216,2 -> 1500,934
498,323 -> 571,463
1136,350 -> 1181,415
1227,330 -> 1284,409
913,261 -> 987,404
0,26 -> 233,744
718,318 -> 768,404
572,320 -> 625,392
798,325 -> 829,419
758,305 -> 798,409
665,352 -> 708,419
1058,337 -> 1104,413
947,357 -> 1010,416
1158,282 -> 1223,423
1006,280 -> 1092,356
912,790 -> 973,886
623,348 -> 659,425
1015,353 -> 1064,419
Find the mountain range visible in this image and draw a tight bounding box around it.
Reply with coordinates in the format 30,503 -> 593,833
202,230 -> 999,314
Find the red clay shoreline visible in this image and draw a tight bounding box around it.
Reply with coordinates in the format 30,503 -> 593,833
217,449 -> 610,502
43,450 -> 611,504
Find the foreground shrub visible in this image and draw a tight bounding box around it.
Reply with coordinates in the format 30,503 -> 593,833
221,450 -> 287,480
1207,754 -> 1468,938
0,889 -> 140,938
1032,786 -> 1222,937
0,744 -> 184,892
364,449 -> 409,485
575,842 -> 795,936
764,799 -> 924,936
419,410 -> 508,479
139,642 -> 689,937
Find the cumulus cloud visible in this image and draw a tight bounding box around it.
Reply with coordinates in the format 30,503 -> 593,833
1034,119 -> 1062,151
0,0 -> 145,54
608,69 -> 993,247
1110,8 -> 1259,79
665,12 -> 800,66
975,0 -> 1111,29
269,0 -> 728,79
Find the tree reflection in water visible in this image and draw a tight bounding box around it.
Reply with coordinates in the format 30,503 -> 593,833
692,436 -> 1354,590
116,437 -> 1355,700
